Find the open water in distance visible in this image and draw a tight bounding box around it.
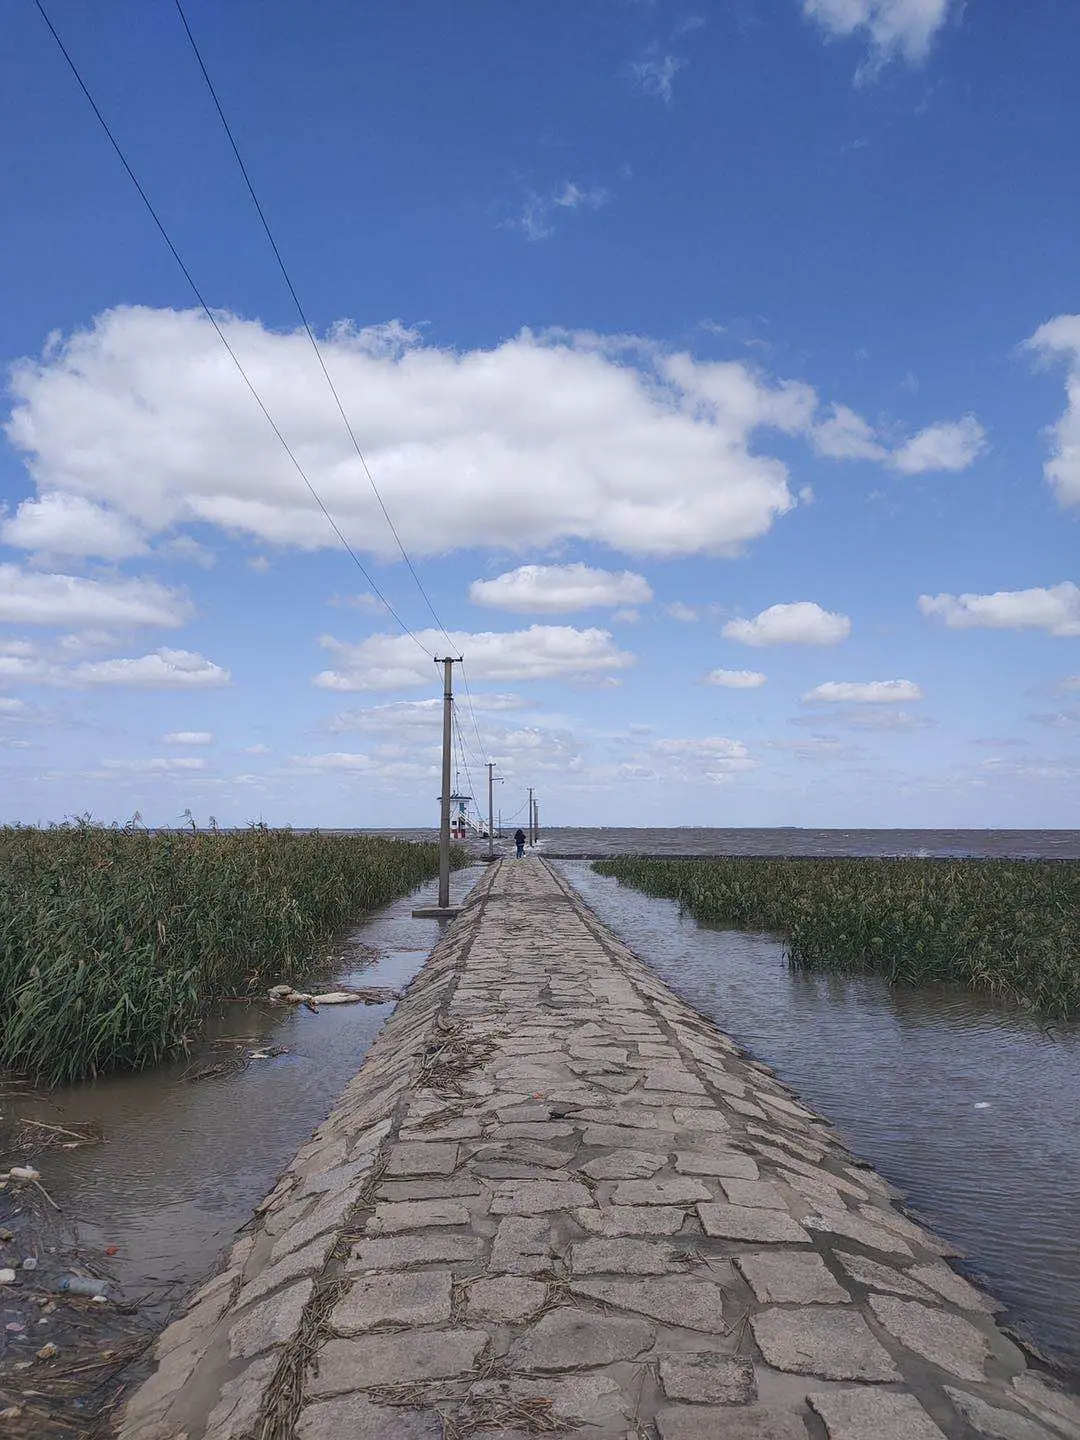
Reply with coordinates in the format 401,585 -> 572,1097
560,859 -> 1080,1374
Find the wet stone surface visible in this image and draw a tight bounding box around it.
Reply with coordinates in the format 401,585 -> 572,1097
116,857 -> 1079,1440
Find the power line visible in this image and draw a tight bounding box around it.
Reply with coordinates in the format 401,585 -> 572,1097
172,0 -> 454,646
171,3 -> 506,760
33,0 -> 432,658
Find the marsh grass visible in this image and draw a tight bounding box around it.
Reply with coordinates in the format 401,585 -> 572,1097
594,855 -> 1080,1019
0,822 -> 459,1084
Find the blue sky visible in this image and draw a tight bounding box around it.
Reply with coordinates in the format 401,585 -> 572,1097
2,0 -> 1079,829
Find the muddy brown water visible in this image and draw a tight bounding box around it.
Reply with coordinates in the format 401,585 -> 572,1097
559,859 -> 1080,1375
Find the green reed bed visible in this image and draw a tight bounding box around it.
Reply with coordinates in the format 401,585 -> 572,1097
593,855 -> 1080,1019
0,823 -> 461,1085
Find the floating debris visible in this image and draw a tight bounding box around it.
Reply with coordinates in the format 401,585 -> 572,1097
266,984 -> 398,1008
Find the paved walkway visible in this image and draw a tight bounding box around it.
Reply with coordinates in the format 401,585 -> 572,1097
120,858 -> 1080,1440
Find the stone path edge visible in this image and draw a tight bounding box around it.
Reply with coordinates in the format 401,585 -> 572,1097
114,860 -> 501,1440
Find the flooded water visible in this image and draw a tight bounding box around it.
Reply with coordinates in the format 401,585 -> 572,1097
3,865 -> 482,1331
560,860 -> 1080,1374
532,827 -> 1080,859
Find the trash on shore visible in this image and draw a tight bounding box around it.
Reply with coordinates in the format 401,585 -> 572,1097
266,983 -> 398,1008
0,1268 -> 16,1285
14,1119 -> 103,1153
180,1040 -> 289,1084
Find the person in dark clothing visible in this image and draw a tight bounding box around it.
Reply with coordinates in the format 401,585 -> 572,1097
514,828 -> 526,858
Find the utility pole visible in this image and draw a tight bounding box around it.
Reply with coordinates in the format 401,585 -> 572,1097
527,787 -> 534,846
533,796 -> 540,843
413,654 -> 464,918
486,762 -> 499,862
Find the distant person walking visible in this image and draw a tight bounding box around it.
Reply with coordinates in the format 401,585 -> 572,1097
514,828 -> 526,859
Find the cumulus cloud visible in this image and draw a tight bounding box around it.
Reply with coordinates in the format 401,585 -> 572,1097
811,404 -> 886,461
163,730 -> 214,745
1024,315 -> 1080,509
650,736 -> 756,782
704,668 -> 767,689
292,752 -> 374,773
723,602 -> 851,647
890,415 -> 986,474
919,583 -> 1080,636
0,564 -> 190,627
803,679 -> 923,703
791,707 -> 930,732
315,626 -> 634,692
1,492 -> 149,560
469,564 -> 652,614
665,602 -> 700,622
329,693 -> 528,734
802,0 -> 955,74
73,649 -> 230,687
3,308 -> 822,565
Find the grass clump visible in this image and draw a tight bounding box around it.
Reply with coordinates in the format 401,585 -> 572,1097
0,822 -> 462,1085
593,855 -> 1080,1019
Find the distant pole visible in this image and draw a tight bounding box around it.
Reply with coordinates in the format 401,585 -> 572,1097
486,762 -> 496,861
527,787 -> 534,846
436,655 -> 462,908
533,797 -> 540,842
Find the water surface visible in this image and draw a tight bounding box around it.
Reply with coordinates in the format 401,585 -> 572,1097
561,860 -> 1080,1374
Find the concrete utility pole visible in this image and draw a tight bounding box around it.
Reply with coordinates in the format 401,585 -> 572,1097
527,787 -> 534,846
486,762 -> 500,862
533,796 -> 540,843
413,654 -> 464,919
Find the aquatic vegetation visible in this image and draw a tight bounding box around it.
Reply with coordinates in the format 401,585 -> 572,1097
594,856 -> 1080,1019
0,823 -> 460,1084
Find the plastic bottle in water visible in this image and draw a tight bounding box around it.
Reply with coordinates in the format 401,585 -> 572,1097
57,1275 -> 108,1297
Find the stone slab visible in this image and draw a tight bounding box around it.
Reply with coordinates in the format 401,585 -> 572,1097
507,1306 -> 654,1371
384,1141 -> 461,1177
330,1270 -> 452,1333
466,1274 -> 547,1323
868,1296 -> 988,1381
610,1177 -> 712,1206
698,1204 -> 810,1243
297,1393 -> 443,1440
228,1277 -> 314,1359
349,1233 -> 483,1271
676,1149 -> 760,1179
307,1329 -> 488,1395
570,1237 -> 684,1275
750,1306 -> 901,1381
657,1404 -> 808,1440
735,1251 -> 850,1304
570,1274 -> 729,1332
366,1198 -> 472,1233
659,1353 -> 757,1404
490,1179 -> 592,1213
575,1204 -> 687,1236
581,1148 -> 666,1180
807,1389 -> 946,1440
946,1388 -> 1060,1440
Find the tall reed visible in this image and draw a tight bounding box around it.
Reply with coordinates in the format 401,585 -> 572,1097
594,855 -> 1080,1019
0,823 -> 460,1085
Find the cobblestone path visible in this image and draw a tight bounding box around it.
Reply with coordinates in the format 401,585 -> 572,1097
119,858 -> 1080,1440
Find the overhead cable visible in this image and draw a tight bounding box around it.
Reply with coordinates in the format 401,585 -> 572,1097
33,0 -> 432,657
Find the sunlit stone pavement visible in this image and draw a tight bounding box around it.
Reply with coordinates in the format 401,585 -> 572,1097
119,857 -> 1080,1440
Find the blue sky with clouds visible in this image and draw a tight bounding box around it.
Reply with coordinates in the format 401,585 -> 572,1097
2,0 -> 1079,829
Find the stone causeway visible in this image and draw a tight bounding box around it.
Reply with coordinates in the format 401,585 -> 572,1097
117,857 -> 1080,1440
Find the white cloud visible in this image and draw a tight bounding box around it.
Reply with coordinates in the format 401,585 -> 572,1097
650,736 -> 756,782
247,555 -> 272,573
791,707 -> 930,732
73,648 -> 231,687
156,534 -> 216,568
919,583 -> 1080,637
665,601 -> 700,623
0,492 -> 148,560
245,743 -> 271,756
704,668 -> 767,689
723,602 -> 851,647
1024,315 -> 1080,509
803,679 -> 923,703
469,564 -> 652,614
890,415 -> 986,474
101,756 -> 207,773
5,308 -> 820,564
802,0 -> 954,73
811,404 -> 886,461
629,53 -> 686,104
510,182 -> 611,242
0,638 -> 35,657
163,730 -> 214,745
1061,676 -> 1080,693
315,625 -> 635,692
0,563 -> 190,627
